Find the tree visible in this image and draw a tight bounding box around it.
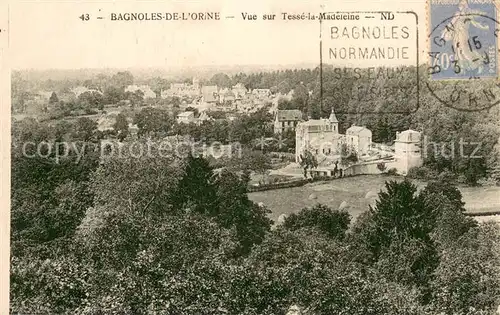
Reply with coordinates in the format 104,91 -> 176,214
11,119 -> 100,254
377,161 -> 387,173
243,228 -> 425,315
73,117 -> 98,142
209,73 -> 232,88
49,92 -> 59,104
349,180 -> 439,299
292,84 -> 309,113
282,204 -> 350,240
460,157 -> 487,186
149,77 -> 170,98
299,150 -> 318,177
340,143 -> 358,166
103,86 -> 125,105
278,98 -> 298,110
172,154 -> 218,216
374,117 -> 393,143
125,89 -> 144,107
430,223 -> 500,314
349,178 -> 484,305
213,169 -> 272,255
113,113 -> 129,141
133,107 -> 173,136
78,91 -> 103,109
111,71 -> 134,90
227,150 -> 271,183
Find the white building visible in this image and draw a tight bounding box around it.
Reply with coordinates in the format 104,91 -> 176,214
125,85 -> 156,99
232,83 -> 247,99
295,108 -> 343,162
176,111 -> 195,124
295,107 -> 376,165
219,88 -> 236,104
197,111 -> 213,125
252,88 -> 271,97
164,78 -> 201,97
201,85 -> 219,105
346,126 -> 372,156
394,129 -> 423,175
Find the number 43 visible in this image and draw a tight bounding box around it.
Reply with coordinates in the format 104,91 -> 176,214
79,14 -> 90,21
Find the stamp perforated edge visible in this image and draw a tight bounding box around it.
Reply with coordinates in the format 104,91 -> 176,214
427,0 -> 500,80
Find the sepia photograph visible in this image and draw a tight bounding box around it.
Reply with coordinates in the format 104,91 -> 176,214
4,0 -> 500,314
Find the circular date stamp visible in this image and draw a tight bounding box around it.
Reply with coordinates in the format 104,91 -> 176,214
427,0 -> 500,112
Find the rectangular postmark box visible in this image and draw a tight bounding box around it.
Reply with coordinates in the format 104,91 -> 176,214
321,11 -> 420,114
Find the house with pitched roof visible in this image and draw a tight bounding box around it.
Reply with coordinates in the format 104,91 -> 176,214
219,88 -> 236,104
201,85 -> 219,105
346,125 -> 372,155
176,111 -> 196,124
274,109 -> 303,134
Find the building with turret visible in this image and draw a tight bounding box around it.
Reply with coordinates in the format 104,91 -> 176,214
295,107 -> 348,162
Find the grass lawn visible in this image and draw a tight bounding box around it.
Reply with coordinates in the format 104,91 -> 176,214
248,175 -> 500,222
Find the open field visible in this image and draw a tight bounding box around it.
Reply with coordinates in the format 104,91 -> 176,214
248,175 -> 500,223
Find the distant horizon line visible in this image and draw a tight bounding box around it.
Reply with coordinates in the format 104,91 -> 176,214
13,62 -> 428,73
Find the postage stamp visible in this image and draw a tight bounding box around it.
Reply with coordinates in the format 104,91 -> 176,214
429,0 -> 498,79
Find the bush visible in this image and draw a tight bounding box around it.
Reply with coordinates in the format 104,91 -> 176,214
283,204 -> 350,240
407,166 -> 437,180
377,162 -> 387,173
437,170 -> 457,183
386,168 -> 398,176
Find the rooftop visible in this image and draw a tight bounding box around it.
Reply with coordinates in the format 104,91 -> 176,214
178,111 -> 194,117
329,108 -> 338,123
396,129 -> 421,142
276,109 -> 303,121
300,119 -> 331,126
346,125 -> 371,134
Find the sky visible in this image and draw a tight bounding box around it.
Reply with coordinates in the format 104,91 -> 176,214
9,0 -> 427,70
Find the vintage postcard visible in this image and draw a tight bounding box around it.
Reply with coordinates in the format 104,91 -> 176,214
2,0 -> 500,314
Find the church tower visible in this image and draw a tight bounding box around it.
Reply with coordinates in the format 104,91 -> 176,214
328,107 -> 339,134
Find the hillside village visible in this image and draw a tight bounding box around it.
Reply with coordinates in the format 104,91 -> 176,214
10,67 -> 500,315
13,72 -> 426,180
